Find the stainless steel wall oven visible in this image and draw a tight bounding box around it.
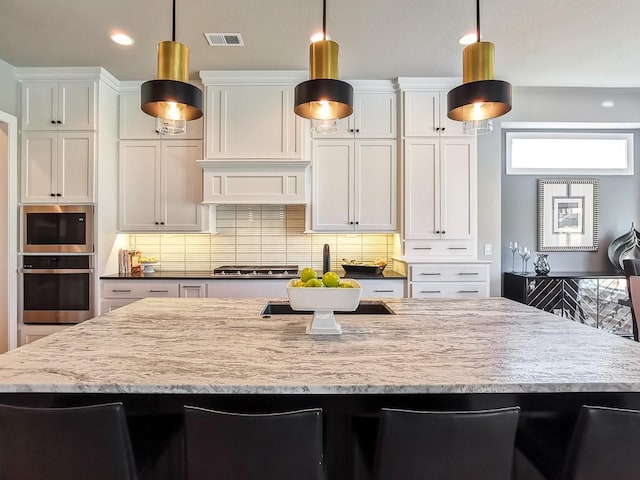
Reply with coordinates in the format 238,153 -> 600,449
22,255 -> 95,324
22,205 -> 94,254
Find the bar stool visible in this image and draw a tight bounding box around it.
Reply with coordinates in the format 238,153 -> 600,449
373,406 -> 520,480
0,402 -> 137,480
562,405 -> 640,480
184,406 -> 324,480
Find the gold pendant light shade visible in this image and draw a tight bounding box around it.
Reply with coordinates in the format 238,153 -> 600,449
294,0 -> 354,123
157,40 -> 189,81
462,41 -> 495,83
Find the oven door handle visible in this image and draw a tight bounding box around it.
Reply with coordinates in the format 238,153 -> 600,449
22,269 -> 94,274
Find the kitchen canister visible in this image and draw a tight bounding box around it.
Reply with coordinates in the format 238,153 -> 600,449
534,253 -> 551,275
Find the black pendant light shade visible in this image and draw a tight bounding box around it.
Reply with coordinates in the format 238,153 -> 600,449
447,79 -> 511,121
294,78 -> 353,120
294,0 -> 353,122
141,79 -> 203,121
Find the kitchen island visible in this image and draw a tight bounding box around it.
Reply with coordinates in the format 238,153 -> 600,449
2,297 -> 640,479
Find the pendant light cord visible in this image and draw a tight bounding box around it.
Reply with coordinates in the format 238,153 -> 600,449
322,0 -> 327,40
476,0 -> 481,42
172,0 -> 176,41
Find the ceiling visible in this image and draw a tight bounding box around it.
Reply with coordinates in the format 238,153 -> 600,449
1,0 -> 638,87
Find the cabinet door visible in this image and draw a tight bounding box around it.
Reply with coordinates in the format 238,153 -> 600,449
206,85 -> 302,159
58,81 -> 96,130
57,132 -> 95,203
119,141 -> 162,231
161,141 -> 204,231
119,91 -> 203,139
404,139 -> 440,239
179,283 -> 207,298
354,140 -> 397,231
403,91 -> 439,136
312,140 -> 353,231
357,279 -> 405,298
440,138 -> 475,240
21,81 -> 58,131
21,132 -> 57,203
354,92 -> 397,138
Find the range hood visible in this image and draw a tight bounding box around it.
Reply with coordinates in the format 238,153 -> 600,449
198,159 -> 309,205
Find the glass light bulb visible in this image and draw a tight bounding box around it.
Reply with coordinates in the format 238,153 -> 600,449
311,118 -> 338,134
156,117 -> 186,135
463,118 -> 493,135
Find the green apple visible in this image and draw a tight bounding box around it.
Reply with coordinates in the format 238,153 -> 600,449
300,267 -> 318,282
322,271 -> 341,288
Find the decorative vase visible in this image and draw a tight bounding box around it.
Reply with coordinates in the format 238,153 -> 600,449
534,253 -> 550,275
607,222 -> 640,271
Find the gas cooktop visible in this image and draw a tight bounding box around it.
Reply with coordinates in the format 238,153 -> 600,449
212,265 -> 299,278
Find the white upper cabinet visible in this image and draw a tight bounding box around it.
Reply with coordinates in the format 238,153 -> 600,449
398,78 -> 470,137
119,140 -> 205,232
21,131 -> 95,203
313,88 -> 397,139
404,137 -> 476,241
118,82 -> 203,140
21,80 -> 96,131
200,71 -> 305,160
312,139 -> 396,232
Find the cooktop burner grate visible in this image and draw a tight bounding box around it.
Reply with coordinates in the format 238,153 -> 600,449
212,265 -> 299,276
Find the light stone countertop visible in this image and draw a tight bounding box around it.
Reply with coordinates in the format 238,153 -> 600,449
2,297 -> 640,395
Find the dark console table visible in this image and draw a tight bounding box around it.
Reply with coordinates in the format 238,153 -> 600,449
503,272 -> 632,337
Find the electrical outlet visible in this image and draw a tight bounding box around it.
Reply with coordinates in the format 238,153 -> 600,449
484,244 -> 492,256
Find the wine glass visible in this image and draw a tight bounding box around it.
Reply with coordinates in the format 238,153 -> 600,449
508,241 -> 518,272
518,246 -> 531,273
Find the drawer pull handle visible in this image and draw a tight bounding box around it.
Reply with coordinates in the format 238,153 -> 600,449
413,247 -> 432,250
111,289 -> 132,293
373,290 -> 394,293
420,290 -> 441,293
448,247 -> 468,250
420,273 -> 441,276
458,290 -> 479,293
458,272 -> 479,276
181,286 -> 201,289
148,289 -> 169,293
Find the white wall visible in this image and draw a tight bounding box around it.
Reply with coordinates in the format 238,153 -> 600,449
478,86 -> 640,295
0,59 -> 17,116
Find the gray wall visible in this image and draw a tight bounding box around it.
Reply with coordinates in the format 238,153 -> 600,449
0,59 -> 17,116
493,87 -> 640,288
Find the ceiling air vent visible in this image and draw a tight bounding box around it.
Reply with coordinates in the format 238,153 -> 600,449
204,33 -> 244,47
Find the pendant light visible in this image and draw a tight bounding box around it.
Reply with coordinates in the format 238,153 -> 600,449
447,0 -> 511,135
294,0 -> 353,134
141,0 -> 203,135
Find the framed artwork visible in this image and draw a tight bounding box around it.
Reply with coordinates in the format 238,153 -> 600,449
538,178 -> 599,251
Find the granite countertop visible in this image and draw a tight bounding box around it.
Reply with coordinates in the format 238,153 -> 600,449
100,270 -> 407,280
2,297 -> 640,395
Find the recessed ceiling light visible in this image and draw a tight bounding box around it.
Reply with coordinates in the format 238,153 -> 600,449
458,32 -> 480,45
110,31 -> 134,46
601,100 -> 615,108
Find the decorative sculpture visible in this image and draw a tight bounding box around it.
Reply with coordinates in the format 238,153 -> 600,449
607,223 -> 640,271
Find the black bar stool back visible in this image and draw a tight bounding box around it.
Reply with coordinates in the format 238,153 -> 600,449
184,406 -> 323,480
563,405 -> 640,480
373,406 -> 520,480
0,402 -> 137,480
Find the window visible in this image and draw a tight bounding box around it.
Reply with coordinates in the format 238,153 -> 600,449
506,131 -> 634,175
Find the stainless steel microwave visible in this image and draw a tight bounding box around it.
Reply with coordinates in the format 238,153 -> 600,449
22,205 -> 94,253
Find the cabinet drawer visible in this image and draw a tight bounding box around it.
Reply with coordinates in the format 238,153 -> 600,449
410,282 -> 489,298
404,240 -> 475,257
357,279 -> 405,298
101,298 -> 139,313
410,264 -> 489,282
101,281 -> 179,299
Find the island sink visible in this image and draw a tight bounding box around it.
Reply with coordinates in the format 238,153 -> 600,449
260,300 -> 394,317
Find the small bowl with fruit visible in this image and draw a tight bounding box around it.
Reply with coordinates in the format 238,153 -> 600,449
287,267 -> 362,335
138,256 -> 159,274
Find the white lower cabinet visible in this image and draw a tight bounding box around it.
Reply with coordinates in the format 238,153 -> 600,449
100,280 -> 179,313
180,282 -> 207,298
356,279 -> 405,298
19,324 -> 71,346
406,262 -> 490,299
207,280 -> 290,299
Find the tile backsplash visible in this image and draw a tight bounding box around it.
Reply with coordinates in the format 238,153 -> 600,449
126,205 -> 400,272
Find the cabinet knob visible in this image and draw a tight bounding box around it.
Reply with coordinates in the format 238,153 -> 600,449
160,222 -> 165,225
57,120 -> 62,124
442,230 -> 446,234
349,129 -> 354,133
50,193 -> 55,197
154,222 -> 159,225
50,120 -> 56,125
355,129 -> 360,133
349,221 -> 354,225
355,221 -> 359,225
435,127 -> 440,131
56,193 -> 61,196
441,127 -> 445,131
435,230 -> 440,234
